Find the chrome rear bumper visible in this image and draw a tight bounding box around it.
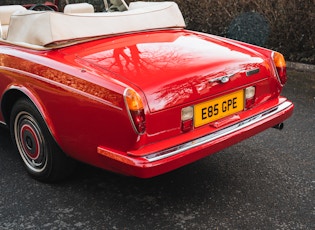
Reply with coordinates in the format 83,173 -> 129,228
144,101 -> 293,162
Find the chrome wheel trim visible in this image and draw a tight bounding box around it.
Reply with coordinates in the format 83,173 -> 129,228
14,111 -> 48,173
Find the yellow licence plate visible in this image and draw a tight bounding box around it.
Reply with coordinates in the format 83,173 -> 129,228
194,90 -> 244,127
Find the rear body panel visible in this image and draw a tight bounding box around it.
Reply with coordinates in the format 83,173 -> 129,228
0,29 -> 293,178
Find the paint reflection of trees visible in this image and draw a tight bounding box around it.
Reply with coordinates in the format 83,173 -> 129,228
105,44 -> 188,76
151,76 -> 201,111
110,45 -> 202,109
112,45 -> 145,74
108,44 -> 207,110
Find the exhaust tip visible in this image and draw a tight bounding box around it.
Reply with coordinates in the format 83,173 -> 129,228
273,123 -> 284,130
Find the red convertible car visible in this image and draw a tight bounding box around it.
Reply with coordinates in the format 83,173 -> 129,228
0,1 -> 294,182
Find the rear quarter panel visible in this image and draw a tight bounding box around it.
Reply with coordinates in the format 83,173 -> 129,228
0,45 -> 138,165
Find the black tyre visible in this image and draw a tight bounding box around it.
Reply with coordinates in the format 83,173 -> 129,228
10,98 -> 75,182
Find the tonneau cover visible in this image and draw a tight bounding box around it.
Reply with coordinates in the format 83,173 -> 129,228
5,2 -> 185,48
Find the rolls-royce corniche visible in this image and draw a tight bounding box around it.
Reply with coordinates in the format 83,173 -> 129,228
0,1 -> 294,182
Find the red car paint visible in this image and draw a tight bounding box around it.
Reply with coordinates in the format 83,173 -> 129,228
0,29 -> 294,179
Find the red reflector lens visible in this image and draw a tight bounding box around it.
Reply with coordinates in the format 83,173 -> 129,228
273,52 -> 287,85
130,109 -> 146,134
276,66 -> 287,84
245,97 -> 255,109
181,119 -> 193,132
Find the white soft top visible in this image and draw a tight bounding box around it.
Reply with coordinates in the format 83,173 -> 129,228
3,1 -> 185,49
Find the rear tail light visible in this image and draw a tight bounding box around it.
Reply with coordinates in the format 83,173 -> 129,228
245,86 -> 256,109
272,51 -> 287,85
181,106 -> 194,132
124,88 -> 146,134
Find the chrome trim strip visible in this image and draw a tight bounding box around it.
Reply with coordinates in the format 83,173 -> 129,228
144,101 -> 292,162
246,68 -> 260,77
0,121 -> 7,126
271,51 -> 282,85
209,73 -> 236,84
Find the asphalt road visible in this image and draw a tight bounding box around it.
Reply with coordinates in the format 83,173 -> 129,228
0,69 -> 314,229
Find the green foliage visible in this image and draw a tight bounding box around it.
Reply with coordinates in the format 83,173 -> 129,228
170,0 -> 315,64
138,0 -> 315,64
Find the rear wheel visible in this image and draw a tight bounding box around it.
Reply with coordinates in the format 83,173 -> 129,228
10,98 -> 75,182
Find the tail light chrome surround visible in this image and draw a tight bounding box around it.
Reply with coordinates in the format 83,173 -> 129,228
124,88 -> 146,134
181,106 -> 194,132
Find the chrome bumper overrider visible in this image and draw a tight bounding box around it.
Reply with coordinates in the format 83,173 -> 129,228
144,101 -> 293,162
